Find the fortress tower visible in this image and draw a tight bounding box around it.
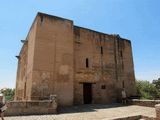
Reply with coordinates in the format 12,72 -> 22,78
15,12 -> 136,106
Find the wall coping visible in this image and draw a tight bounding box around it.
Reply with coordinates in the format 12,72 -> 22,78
10,100 -> 53,103
155,104 -> 160,107
131,99 -> 160,102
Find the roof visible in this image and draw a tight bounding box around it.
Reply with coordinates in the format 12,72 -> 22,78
37,12 -> 73,22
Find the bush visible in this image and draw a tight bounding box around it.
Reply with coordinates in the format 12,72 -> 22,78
1,88 -> 15,101
136,80 -> 159,99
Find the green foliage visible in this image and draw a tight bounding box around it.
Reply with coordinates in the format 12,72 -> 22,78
152,78 -> 160,90
1,88 -> 15,101
136,80 -> 159,99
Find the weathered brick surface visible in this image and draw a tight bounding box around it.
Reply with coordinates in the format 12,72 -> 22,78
74,26 -> 136,104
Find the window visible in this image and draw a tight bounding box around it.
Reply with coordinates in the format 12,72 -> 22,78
101,85 -> 106,89
24,82 -> 26,99
101,46 -> 103,55
86,58 -> 89,68
120,51 -> 123,57
122,81 -> 125,88
40,15 -> 44,25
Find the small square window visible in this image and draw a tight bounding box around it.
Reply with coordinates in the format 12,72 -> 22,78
101,85 -> 106,89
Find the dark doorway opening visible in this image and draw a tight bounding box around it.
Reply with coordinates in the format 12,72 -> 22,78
83,83 -> 92,104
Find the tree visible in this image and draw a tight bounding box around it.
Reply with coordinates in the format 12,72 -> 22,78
152,78 -> 160,90
136,80 -> 159,99
1,88 -> 15,101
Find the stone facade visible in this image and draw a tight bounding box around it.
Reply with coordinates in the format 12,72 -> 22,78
14,12 -> 136,106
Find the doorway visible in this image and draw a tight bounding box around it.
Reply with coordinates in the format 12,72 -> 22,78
83,83 -> 92,104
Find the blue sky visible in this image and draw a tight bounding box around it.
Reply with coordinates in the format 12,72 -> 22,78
0,0 -> 160,89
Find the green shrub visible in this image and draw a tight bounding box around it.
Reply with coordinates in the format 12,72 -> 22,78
136,80 -> 159,99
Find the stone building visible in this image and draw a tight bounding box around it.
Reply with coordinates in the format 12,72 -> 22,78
15,12 -> 136,106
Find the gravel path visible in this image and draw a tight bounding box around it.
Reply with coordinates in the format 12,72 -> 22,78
4,104 -> 156,120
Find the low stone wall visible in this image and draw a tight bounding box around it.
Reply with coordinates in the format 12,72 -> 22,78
129,99 -> 160,119
155,104 -> 160,119
114,115 -> 156,120
5,100 -> 57,116
113,115 -> 141,120
141,116 -> 157,120
129,99 -> 160,107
